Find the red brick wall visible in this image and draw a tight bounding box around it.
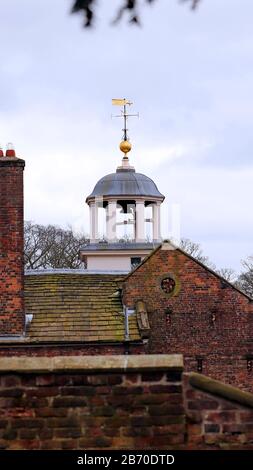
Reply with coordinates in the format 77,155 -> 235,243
184,373 -> 253,449
123,245 -> 253,391
0,358 -> 184,450
0,344 -> 144,357
1,357 -> 253,450
0,157 -> 25,336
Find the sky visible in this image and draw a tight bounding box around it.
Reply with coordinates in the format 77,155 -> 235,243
0,0 -> 252,273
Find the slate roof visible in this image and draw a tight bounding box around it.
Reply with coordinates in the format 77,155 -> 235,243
24,273 -> 140,343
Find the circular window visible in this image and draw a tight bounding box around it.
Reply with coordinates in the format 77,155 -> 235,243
161,277 -> 176,294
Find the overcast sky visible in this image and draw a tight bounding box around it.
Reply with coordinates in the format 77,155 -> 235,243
0,0 -> 252,273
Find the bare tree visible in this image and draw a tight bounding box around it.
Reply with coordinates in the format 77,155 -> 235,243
24,221 -> 88,270
235,256 -> 253,298
71,0 -> 201,27
25,224 -> 245,291
179,237 -> 214,268
215,267 -> 237,283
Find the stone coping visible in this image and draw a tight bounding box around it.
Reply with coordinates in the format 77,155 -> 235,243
25,269 -> 128,275
0,354 -> 183,374
189,372 -> 253,408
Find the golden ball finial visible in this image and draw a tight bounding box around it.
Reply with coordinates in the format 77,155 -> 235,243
119,140 -> 132,154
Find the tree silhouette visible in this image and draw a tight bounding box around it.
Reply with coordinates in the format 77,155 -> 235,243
24,222 -> 88,269
236,256 -> 253,298
71,0 -> 201,27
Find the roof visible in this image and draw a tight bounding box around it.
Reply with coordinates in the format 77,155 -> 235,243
123,241 -> 253,301
86,168 -> 165,202
24,273 -> 140,343
80,241 -> 160,252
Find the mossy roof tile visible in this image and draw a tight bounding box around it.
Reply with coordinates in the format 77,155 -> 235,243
25,273 -> 140,343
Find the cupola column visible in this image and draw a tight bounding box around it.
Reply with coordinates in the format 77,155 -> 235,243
153,201 -> 161,242
135,199 -> 145,242
90,202 -> 99,243
106,200 -> 117,241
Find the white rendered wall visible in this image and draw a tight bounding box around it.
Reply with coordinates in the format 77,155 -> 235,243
87,255 -> 131,271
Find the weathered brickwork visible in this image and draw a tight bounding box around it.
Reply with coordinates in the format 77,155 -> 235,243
0,344 -> 144,357
0,355 -> 185,450
1,357 -> 253,450
122,245 -> 253,391
184,373 -> 253,449
0,157 -> 25,336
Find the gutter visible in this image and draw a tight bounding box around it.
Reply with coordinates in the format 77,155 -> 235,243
0,340 -> 143,349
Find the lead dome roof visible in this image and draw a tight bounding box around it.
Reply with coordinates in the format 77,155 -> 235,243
86,168 -> 164,202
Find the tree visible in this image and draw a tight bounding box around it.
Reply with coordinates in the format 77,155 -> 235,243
71,0 -> 201,27
236,256 -> 253,298
24,221 -> 88,270
25,223 -> 246,292
215,268 -> 237,283
179,237 -> 214,268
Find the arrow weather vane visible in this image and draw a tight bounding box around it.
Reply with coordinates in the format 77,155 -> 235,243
112,98 -> 139,142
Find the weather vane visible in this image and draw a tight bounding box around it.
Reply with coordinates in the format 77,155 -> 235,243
112,98 -> 139,156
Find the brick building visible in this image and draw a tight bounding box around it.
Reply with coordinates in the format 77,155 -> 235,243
0,132 -> 253,396
1,120 -> 253,450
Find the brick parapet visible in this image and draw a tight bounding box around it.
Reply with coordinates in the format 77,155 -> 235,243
0,354 -> 185,450
1,355 -> 253,449
184,372 -> 253,449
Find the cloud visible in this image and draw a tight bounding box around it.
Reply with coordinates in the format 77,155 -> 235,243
0,0 -> 252,274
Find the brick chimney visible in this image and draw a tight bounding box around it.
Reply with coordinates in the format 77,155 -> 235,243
0,144 -> 25,336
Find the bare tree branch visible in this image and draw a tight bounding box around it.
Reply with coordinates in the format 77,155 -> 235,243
216,267 -> 237,283
179,237 -> 214,268
71,0 -> 201,28
236,256 -> 253,298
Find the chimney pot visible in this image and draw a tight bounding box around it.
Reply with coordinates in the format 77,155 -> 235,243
6,142 -> 16,157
